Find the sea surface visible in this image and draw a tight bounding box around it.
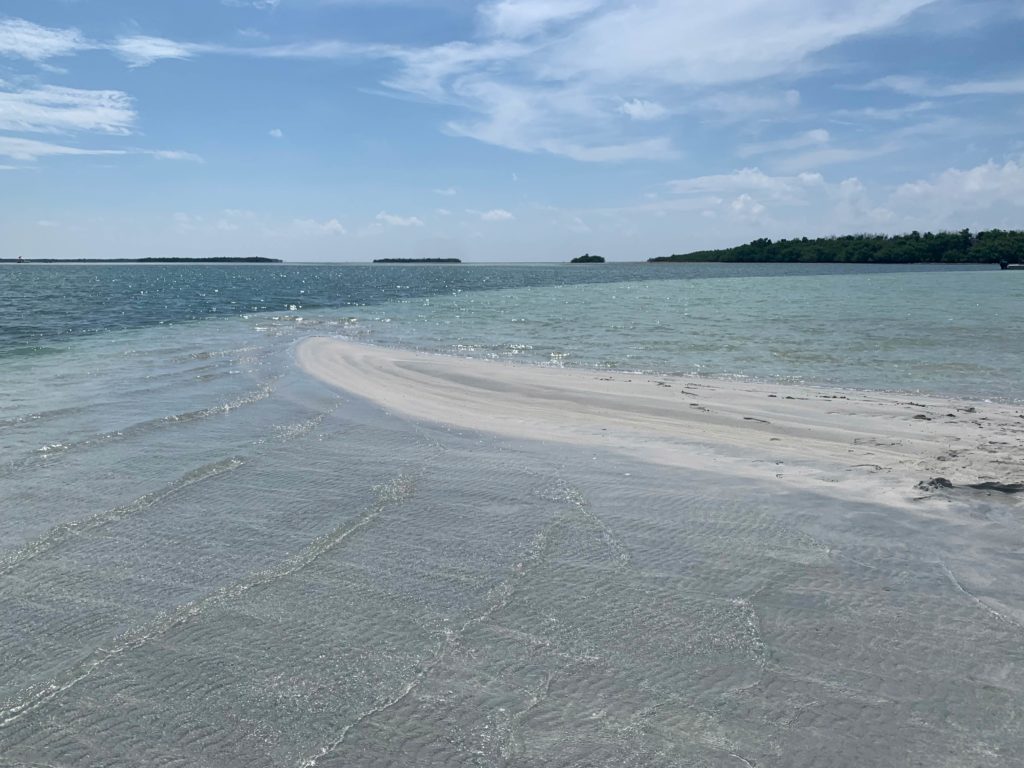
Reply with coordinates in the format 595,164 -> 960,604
1,262 -> 1021,767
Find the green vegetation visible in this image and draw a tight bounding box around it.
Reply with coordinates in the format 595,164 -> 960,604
372,258 -> 462,263
649,229 -> 1024,264
2,257 -> 282,263
570,253 -> 605,263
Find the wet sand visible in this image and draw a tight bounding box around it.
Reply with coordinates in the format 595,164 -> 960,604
297,336 -> 1024,510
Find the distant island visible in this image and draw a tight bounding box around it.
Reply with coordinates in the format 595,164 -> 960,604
649,229 -> 1024,264
2,257 -> 282,264
570,253 -> 605,263
372,258 -> 462,264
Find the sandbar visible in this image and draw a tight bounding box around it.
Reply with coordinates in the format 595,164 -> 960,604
296,336 -> 1023,509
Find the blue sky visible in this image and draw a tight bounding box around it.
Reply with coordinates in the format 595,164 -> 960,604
2,0 -> 1023,261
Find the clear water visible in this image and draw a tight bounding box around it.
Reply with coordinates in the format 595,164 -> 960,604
3,262 -> 1020,400
1,263 -> 1022,766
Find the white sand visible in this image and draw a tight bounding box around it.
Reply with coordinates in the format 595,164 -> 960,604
297,336 -> 1023,509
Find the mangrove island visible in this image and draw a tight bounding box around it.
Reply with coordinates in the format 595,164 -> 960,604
649,229 -> 1024,264
2,257 -> 283,264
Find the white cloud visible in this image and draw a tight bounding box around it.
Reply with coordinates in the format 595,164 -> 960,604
539,1 -> 930,86
0,18 -> 90,60
434,187 -> 456,196
730,193 -> 766,222
382,2 -> 930,161
668,167 -> 825,202
223,0 -> 281,8
866,74 -> 1024,97
894,159 -> 1024,212
478,0 -> 602,38
376,211 -> 424,227
0,85 -> 136,135
832,101 -> 935,121
0,2 -> 937,165
695,89 -> 801,119
238,28 -> 270,41
479,208 -> 515,221
0,136 -> 126,161
737,129 -> 830,158
443,75 -> 678,161
144,149 -> 205,162
269,128 -> 284,138
436,208 -> 452,216
292,217 -> 347,235
618,98 -> 668,121
774,143 -> 899,173
385,40 -> 528,100
0,137 -> 202,163
657,159 -> 1024,236
113,36 -> 200,67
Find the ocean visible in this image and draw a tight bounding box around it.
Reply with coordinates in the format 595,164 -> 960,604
1,262 -> 1021,766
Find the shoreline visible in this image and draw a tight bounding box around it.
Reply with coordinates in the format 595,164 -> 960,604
296,336 -> 1023,509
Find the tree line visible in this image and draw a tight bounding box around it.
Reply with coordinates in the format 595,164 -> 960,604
649,229 -> 1024,264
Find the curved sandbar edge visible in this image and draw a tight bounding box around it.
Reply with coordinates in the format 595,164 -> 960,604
295,336 -> 1024,509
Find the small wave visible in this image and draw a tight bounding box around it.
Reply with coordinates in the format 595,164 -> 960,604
0,379 -> 279,477
0,469 -> 419,729
0,406 -> 85,431
0,456 -> 246,578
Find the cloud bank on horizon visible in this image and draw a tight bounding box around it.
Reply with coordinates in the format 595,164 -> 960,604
1,0 -> 1023,261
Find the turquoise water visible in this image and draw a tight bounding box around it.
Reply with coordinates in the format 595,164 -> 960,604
1,263 -> 1022,766
2,262 -> 1019,400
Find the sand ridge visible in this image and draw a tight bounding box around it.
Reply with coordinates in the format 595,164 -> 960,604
296,336 -> 1024,509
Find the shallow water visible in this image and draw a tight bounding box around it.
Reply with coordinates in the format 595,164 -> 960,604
4,262 -> 1020,401
1,264 -> 1022,765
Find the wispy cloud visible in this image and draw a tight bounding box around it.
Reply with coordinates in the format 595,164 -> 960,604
618,98 -> 668,121
376,211 -> 424,227
831,100 -> 935,121
0,18 -> 91,60
478,208 -> 514,221
478,0 -> 602,38
1,0 -> 1009,178
113,36 -> 203,67
774,143 -> 899,173
0,85 -> 136,134
668,167 -> 825,201
291,217 -> 347,235
737,129 -> 830,158
0,136 -> 126,161
222,0 -> 281,8
694,89 -> 801,120
864,73 -> 1024,97
144,149 -> 205,162
269,128 -> 284,138
0,136 -> 202,163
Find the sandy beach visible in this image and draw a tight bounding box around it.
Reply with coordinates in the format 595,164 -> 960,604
297,336 -> 1024,510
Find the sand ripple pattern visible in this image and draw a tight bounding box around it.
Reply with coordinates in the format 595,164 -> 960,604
1,398 -> 1021,766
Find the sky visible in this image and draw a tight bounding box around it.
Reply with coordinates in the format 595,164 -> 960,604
2,0 -> 1023,262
